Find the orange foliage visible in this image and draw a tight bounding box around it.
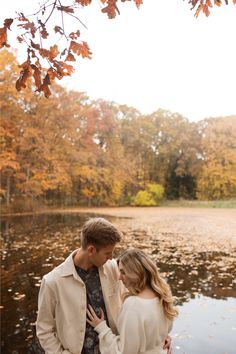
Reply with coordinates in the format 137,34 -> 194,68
0,0 -> 235,96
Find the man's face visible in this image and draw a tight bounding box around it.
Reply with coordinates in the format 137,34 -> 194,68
91,244 -> 116,267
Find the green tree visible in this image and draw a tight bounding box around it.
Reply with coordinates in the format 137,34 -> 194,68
132,183 -> 164,206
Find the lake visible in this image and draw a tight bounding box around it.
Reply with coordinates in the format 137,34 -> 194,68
1,210 -> 236,353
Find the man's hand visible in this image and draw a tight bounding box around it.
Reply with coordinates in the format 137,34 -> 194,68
163,335 -> 172,354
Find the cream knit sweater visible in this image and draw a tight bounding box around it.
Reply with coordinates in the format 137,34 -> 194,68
95,296 -> 173,354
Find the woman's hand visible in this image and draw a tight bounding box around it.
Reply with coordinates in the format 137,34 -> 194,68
163,335 -> 172,354
86,305 -> 104,328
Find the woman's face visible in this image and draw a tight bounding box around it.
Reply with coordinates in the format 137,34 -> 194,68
118,261 -> 129,287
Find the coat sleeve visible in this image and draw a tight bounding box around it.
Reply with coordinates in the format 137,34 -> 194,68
95,306 -> 142,354
36,277 -> 72,354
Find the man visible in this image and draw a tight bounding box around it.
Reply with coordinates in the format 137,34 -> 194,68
36,217 -> 172,354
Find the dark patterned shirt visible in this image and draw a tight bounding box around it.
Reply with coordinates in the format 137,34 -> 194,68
76,266 -> 109,354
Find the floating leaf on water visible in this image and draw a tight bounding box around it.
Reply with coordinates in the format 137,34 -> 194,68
13,293 -> 26,301
26,335 -> 33,341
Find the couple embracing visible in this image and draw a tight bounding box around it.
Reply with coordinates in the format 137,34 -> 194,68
36,217 -> 178,354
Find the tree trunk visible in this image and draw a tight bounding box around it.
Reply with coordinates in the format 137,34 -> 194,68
6,176 -> 11,206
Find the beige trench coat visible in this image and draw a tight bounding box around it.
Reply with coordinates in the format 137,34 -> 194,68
36,250 -> 124,354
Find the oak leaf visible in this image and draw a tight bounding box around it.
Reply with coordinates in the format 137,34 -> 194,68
0,19 -> 13,48
31,64 -> 42,89
3,18 -> 13,30
69,40 -> 92,58
0,27 -> 8,49
37,73 -> 51,98
15,60 -> 32,91
75,0 -> 92,5
66,52 -> 76,61
203,4 -> 210,15
134,0 -> 143,8
206,0 -> 213,7
101,2 -> 120,19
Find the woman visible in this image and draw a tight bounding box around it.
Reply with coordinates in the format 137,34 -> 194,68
87,248 -> 178,354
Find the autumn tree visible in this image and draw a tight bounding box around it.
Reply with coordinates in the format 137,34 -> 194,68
148,110 -> 202,199
0,50 -> 85,208
0,49 -> 27,205
196,116 -> 236,200
1,0 -> 235,97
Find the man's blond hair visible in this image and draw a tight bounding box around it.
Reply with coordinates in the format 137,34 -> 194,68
81,217 -> 122,249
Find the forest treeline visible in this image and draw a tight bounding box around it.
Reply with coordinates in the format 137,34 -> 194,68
1,50 -> 236,211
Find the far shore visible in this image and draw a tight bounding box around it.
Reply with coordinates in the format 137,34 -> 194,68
2,206 -> 236,245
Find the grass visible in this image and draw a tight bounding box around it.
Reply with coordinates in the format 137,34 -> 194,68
162,199 -> 236,208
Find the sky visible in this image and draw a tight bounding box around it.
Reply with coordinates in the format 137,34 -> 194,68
1,0 -> 236,122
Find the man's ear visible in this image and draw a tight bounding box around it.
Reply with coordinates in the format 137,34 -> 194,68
87,245 -> 96,256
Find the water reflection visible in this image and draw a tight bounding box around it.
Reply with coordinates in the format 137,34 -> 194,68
173,295 -> 236,354
1,212 -> 236,353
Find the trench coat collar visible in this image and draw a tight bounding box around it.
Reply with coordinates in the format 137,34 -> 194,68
61,249 -> 107,278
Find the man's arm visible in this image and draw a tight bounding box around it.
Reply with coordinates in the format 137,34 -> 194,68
36,277 -> 71,354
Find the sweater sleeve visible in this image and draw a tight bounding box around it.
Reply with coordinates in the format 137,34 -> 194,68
95,304 -> 141,354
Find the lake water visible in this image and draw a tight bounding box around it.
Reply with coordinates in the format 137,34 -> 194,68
1,212 -> 236,354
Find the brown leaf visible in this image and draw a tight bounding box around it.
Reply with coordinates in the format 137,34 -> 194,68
37,73 -> 51,98
17,36 -> 24,43
69,30 -> 80,39
15,61 -> 32,91
203,4 -> 210,16
206,0 -> 213,7
18,21 -> 36,38
0,18 -> 14,49
30,40 -> 40,50
101,4 -> 118,19
195,3 -> 204,17
31,64 -> 42,89
54,26 -> 64,35
53,61 -> 75,78
65,52 -> 76,61
39,48 -> 50,58
75,0 -> 92,5
57,6 -> 74,13
134,0 -> 143,8
4,18 -> 13,30
40,27 -> 49,39
69,40 -> 92,58
214,0 -> 222,6
17,13 -> 28,22
0,27 -> 8,49
49,45 -> 59,60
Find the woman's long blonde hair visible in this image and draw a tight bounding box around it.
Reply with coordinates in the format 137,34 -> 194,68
118,248 -> 178,321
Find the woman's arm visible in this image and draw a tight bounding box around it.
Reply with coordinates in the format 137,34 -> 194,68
87,304 -> 141,354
